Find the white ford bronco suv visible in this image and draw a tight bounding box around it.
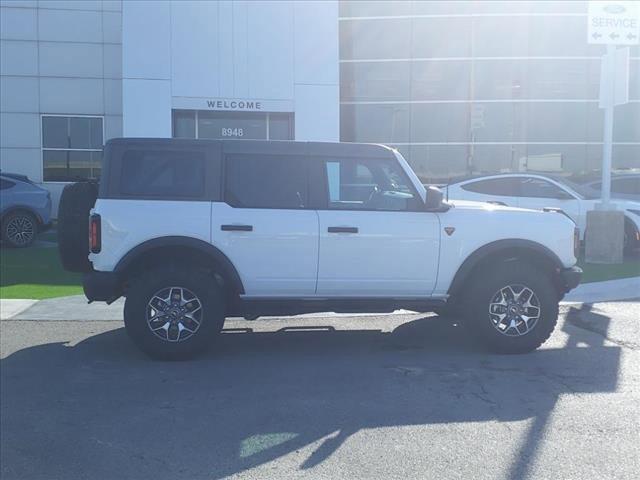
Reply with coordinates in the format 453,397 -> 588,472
58,138 -> 581,359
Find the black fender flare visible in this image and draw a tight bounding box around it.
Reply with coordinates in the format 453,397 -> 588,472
115,236 -> 245,294
448,239 -> 564,297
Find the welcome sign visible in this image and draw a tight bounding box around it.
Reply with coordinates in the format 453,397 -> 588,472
172,97 -> 294,113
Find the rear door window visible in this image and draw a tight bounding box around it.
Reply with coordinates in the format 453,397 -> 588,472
120,150 -> 205,198
518,177 -> 570,199
224,154 -> 308,209
460,178 -> 518,196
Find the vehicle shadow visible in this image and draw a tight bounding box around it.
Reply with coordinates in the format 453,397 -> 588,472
0,314 -> 621,480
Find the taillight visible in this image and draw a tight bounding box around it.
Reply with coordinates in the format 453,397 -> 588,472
574,227 -> 580,257
89,214 -> 101,253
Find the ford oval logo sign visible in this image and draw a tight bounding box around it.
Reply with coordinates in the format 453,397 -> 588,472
603,4 -> 626,14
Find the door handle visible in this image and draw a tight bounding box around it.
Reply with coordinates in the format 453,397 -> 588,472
221,224 -> 253,232
328,226 -> 358,233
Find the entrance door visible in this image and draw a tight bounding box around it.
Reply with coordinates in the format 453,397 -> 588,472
315,156 -> 440,297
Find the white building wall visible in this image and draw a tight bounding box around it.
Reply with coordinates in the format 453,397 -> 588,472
122,0 -> 171,137
293,1 -> 339,141
1,0 -> 338,216
123,0 -> 339,141
0,0 -> 123,214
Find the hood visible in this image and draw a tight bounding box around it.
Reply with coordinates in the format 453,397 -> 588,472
449,199 -> 538,214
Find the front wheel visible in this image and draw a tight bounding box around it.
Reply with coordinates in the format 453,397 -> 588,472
124,266 -> 225,360
462,262 -> 559,354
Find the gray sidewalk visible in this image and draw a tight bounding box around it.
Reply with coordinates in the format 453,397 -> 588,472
4,296 -> 125,321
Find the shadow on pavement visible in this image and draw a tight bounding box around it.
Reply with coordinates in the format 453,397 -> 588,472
0,314 -> 621,479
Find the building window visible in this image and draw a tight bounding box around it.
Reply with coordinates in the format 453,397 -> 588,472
172,110 -> 294,141
42,116 -> 103,182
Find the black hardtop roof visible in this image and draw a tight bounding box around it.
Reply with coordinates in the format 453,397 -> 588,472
105,138 -> 395,159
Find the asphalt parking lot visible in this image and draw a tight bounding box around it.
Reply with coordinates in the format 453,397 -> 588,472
1,302 -> 638,480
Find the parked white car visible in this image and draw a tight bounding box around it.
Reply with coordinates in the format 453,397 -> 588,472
57,140 -> 581,359
447,173 -> 640,252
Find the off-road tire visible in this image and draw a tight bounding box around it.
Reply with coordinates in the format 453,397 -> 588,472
462,261 -> 559,354
2,210 -> 37,248
57,181 -> 99,272
124,266 -> 225,360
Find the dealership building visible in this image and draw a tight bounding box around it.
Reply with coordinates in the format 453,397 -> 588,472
1,0 -> 638,213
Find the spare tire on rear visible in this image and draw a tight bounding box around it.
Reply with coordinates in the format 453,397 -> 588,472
58,181 -> 99,272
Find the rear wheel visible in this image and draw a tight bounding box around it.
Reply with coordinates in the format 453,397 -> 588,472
462,261 -> 558,354
124,266 -> 225,360
2,211 -> 37,247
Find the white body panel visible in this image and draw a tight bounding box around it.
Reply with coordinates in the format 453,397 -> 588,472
91,166 -> 580,300
210,202 -> 319,296
89,199 -> 211,272
316,210 -> 440,296
91,197 -> 577,299
517,196 -> 583,233
433,201 -> 578,296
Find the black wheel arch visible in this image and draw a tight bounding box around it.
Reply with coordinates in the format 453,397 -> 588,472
448,239 -> 565,299
115,236 -> 245,297
1,206 -> 42,225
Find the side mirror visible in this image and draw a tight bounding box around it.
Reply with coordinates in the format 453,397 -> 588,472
424,186 -> 444,210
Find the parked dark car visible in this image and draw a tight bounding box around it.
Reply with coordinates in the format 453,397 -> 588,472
0,173 -> 52,247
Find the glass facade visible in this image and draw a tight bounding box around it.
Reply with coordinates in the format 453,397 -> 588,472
339,0 -> 640,182
172,110 -> 294,141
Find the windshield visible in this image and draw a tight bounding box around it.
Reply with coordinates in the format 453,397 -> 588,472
552,177 -> 599,200
393,149 -> 426,202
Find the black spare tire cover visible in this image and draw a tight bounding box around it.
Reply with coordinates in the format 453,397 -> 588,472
57,181 -> 99,273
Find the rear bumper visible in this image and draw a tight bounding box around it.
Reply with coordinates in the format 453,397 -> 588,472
558,266 -> 582,293
83,270 -> 121,303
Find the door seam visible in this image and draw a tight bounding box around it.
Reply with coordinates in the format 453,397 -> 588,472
314,209 -> 320,294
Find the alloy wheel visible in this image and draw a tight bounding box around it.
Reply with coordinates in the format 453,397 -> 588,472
146,286 -> 203,342
488,284 -> 541,337
6,215 -> 35,246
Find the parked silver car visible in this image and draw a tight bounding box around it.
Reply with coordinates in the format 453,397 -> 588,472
0,173 -> 52,247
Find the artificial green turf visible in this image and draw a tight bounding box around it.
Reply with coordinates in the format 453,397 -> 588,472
578,255 -> 640,283
0,246 -> 83,299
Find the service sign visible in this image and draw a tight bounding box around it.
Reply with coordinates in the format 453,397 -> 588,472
588,1 -> 640,45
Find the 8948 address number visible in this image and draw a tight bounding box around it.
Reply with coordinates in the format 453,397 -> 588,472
221,128 -> 244,137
